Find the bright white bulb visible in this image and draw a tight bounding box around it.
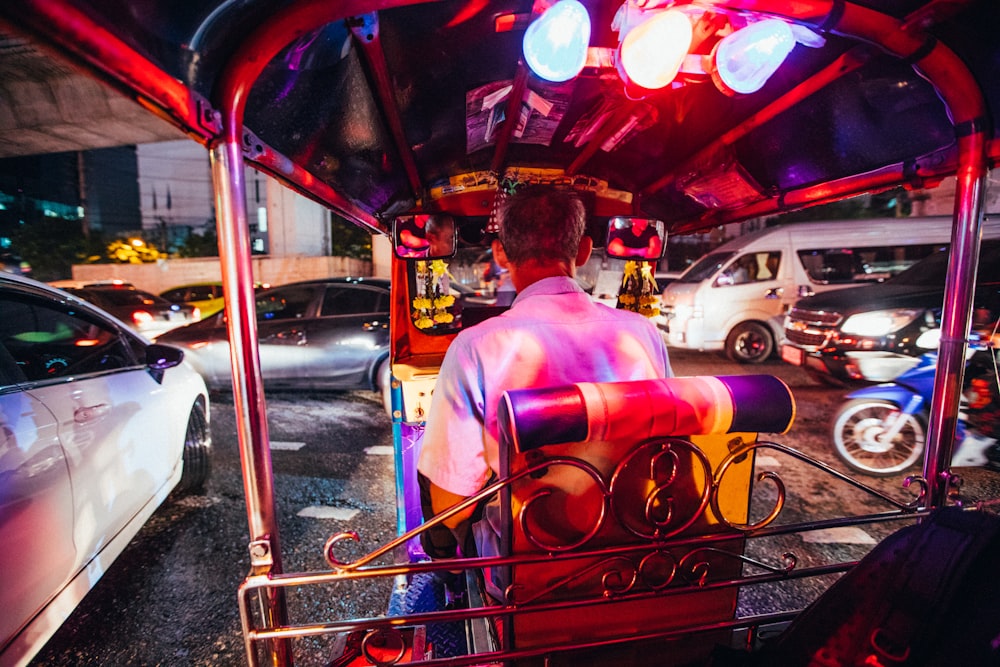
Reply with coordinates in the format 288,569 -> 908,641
713,19 -> 795,95
523,0 -> 591,83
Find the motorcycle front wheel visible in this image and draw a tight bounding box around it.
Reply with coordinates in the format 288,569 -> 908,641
831,399 -> 926,476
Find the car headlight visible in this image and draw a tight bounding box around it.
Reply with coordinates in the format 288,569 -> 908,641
840,309 -> 923,337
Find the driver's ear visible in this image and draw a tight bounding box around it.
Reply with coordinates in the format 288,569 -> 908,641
575,235 -> 593,267
492,238 -> 511,269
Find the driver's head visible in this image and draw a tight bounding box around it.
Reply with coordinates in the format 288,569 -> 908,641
425,214 -> 455,254
497,187 -> 585,266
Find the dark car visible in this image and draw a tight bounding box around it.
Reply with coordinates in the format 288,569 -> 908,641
781,239 -> 1000,384
60,283 -> 201,339
156,277 -> 392,410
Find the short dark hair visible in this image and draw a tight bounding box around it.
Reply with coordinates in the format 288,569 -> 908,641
497,187 -> 585,265
426,214 -> 454,235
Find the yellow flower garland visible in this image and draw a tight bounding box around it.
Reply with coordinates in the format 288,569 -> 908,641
617,260 -> 660,318
412,260 -> 456,329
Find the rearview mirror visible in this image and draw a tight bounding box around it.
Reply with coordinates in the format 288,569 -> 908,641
393,214 -> 457,259
605,217 -> 666,260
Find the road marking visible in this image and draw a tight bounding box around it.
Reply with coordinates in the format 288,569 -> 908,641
802,527 -> 876,544
297,506 -> 360,520
365,445 -> 394,456
755,455 -> 781,468
173,496 -> 221,508
271,441 -> 306,450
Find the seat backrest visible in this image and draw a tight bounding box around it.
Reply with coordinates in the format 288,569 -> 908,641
493,374 -> 795,662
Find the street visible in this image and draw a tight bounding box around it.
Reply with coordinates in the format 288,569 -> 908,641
27,349 -> 988,665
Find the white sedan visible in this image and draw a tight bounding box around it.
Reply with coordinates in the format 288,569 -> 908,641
0,273 -> 211,667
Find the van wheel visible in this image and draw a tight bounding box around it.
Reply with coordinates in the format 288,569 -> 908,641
726,322 -> 773,364
177,402 -> 211,494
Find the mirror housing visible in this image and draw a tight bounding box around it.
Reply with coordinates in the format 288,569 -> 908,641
393,214 -> 457,259
145,343 -> 184,384
605,217 -> 666,260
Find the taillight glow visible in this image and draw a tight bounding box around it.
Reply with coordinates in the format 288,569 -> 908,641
132,310 -> 154,325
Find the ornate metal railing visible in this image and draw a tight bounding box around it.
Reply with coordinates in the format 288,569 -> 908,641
238,436 -> 940,666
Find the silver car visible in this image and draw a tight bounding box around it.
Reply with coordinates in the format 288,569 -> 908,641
156,278 -> 392,409
0,273 -> 211,666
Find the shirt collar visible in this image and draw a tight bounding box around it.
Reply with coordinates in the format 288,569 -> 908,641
513,276 -> 586,303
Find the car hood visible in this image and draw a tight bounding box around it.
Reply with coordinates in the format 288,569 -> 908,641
792,283 -> 947,316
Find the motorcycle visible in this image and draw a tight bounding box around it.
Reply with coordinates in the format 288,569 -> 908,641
831,340 -> 1000,476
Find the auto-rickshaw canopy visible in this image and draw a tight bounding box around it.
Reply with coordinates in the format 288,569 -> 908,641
2,0 -> 997,238
3,2 -> 1000,665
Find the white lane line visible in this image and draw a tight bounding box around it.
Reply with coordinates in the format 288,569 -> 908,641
270,441 -> 307,451
365,445 -> 394,456
802,527 -> 876,544
297,506 -> 360,521
755,455 -> 781,468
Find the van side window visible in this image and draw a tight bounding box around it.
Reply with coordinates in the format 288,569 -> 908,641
797,243 -> 941,284
716,252 -> 776,286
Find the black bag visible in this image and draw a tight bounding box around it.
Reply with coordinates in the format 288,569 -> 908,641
759,507 -> 1000,666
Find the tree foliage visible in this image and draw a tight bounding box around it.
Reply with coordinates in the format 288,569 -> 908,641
175,227 -> 219,257
105,238 -> 166,263
8,217 -> 106,282
330,213 -> 372,259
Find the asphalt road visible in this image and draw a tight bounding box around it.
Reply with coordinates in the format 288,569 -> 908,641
27,349 -> 996,666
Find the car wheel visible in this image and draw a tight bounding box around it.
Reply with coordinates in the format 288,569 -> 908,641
177,401 -> 211,493
725,322 -> 773,364
377,358 -> 393,418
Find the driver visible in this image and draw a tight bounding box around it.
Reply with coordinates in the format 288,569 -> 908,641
607,217 -> 662,258
417,186 -> 673,559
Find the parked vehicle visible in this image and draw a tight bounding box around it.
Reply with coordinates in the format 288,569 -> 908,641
56,283 -> 201,339
160,281 -> 271,319
783,237 -> 1000,385
0,272 -> 211,666
660,218 -> 957,363
155,278 -> 392,409
160,282 -> 227,318
832,345 -> 1000,476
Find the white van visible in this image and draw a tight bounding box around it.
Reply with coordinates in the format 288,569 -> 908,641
660,217 -> 964,363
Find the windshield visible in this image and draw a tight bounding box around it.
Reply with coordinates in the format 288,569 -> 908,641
890,239 -> 1000,287
678,251 -> 736,283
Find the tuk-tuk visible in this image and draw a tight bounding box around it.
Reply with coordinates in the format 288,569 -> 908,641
2,1 -> 999,665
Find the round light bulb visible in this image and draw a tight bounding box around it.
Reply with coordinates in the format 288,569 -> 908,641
523,0 -> 591,83
619,9 -> 692,90
713,19 -> 795,95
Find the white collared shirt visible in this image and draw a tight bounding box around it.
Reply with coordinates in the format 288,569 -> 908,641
418,276 -> 672,496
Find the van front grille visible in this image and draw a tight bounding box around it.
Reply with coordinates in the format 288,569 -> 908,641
784,307 -> 842,349
787,307 -> 842,326
785,328 -> 829,347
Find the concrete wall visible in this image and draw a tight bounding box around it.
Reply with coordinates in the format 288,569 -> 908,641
70,255 -> 373,295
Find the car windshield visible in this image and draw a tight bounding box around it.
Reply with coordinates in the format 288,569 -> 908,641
890,240 -> 1000,287
89,289 -> 170,307
677,251 -> 736,283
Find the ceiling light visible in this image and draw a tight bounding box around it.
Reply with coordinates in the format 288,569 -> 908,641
523,0 -> 591,83
618,8 -> 692,90
711,18 -> 795,95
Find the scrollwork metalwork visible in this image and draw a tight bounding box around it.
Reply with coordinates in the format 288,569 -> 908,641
507,550 -> 687,604
711,439 -> 925,531
518,457 -> 608,552
678,547 -> 798,586
610,438 -> 715,540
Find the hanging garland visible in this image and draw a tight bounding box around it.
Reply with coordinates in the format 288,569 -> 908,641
412,260 -> 455,329
617,260 -> 660,318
